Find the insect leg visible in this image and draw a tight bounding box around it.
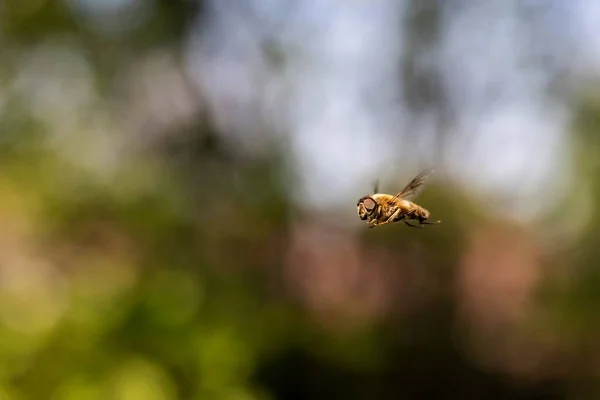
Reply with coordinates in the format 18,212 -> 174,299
404,221 -> 420,228
370,220 -> 391,228
371,215 -> 397,228
368,209 -> 404,229
386,209 -> 403,223
421,221 -> 441,225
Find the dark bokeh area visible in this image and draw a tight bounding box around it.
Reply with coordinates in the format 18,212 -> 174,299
1,1 -> 600,399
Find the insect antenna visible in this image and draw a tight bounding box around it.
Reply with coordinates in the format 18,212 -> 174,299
372,179 -> 379,194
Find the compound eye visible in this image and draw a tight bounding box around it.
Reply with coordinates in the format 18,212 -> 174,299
363,198 -> 376,211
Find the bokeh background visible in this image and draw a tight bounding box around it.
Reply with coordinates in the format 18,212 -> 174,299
2,0 -> 600,399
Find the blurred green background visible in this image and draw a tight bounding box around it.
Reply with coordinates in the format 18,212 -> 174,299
1,0 -> 600,399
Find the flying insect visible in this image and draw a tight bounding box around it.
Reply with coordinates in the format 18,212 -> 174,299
356,169 -> 441,228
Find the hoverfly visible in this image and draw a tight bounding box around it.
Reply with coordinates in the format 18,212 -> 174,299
357,169 -> 440,228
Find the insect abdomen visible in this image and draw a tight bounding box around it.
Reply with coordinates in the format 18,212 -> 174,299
412,203 -> 430,220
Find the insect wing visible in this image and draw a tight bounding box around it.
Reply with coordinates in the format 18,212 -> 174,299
388,169 -> 433,203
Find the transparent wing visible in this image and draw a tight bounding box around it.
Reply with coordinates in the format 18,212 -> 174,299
388,169 -> 433,203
